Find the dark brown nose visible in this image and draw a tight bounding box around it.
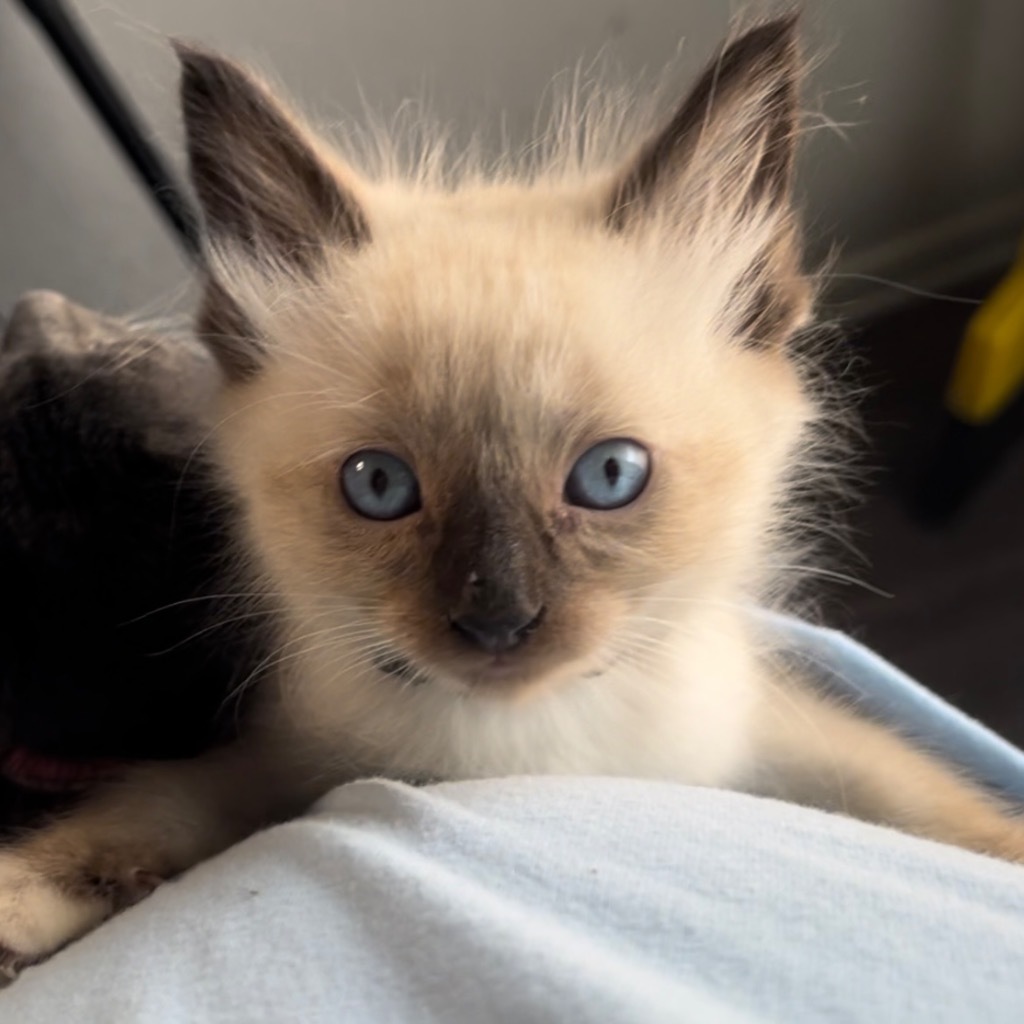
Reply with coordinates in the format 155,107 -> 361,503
449,605 -> 545,654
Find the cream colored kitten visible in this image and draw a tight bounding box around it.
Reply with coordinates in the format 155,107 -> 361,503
2,14 -> 1022,974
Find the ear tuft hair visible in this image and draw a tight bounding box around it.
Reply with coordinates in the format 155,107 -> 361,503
174,41 -> 370,378
175,41 -> 369,266
607,15 -> 809,349
607,14 -> 801,230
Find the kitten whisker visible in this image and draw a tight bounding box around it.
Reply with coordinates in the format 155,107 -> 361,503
819,272 -> 983,307
762,564 -> 892,598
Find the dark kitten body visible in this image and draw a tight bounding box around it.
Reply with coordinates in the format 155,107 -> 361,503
0,293 -> 270,830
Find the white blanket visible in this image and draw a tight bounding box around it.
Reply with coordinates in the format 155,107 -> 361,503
4,776 -> 1024,1023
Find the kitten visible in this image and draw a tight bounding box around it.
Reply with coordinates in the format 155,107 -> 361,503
2,14 -> 1022,974
0,293 -> 268,830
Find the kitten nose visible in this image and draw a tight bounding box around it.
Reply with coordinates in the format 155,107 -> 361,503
449,606 -> 545,655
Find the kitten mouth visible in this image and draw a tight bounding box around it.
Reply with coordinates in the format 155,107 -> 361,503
374,648 -> 532,690
373,647 -> 608,689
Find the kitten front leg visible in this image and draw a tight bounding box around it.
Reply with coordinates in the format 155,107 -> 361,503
752,678 -> 1024,862
0,734 -> 311,974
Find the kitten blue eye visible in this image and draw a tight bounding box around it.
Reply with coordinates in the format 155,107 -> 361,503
565,439 -> 650,510
341,450 -> 421,521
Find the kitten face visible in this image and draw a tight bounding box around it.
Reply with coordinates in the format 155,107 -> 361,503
179,17 -> 815,696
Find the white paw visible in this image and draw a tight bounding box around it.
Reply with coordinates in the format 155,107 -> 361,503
0,851 -> 109,974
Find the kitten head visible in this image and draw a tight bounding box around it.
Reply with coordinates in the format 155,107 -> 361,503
177,16 -> 819,696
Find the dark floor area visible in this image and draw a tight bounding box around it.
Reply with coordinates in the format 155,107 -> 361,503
820,279 -> 1024,747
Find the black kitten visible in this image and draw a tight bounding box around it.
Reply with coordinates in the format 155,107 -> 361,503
0,292 -> 272,831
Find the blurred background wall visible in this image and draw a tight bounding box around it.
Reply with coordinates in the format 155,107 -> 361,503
1,0 -> 1023,318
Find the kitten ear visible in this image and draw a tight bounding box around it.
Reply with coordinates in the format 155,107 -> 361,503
606,16 -> 810,348
176,42 -> 368,265
608,16 -> 800,228
175,43 -> 369,377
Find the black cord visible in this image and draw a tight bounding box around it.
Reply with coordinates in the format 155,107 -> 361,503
14,0 -> 202,261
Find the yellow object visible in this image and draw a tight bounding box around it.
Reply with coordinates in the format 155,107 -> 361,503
946,242 -> 1024,424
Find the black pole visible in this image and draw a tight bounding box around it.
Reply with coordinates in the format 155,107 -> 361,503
15,0 -> 202,261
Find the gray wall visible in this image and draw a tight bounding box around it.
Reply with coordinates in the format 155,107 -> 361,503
2,1 -> 1022,318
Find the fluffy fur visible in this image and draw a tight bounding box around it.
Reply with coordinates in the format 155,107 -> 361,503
0,293 -> 270,834
1,14 -> 1022,976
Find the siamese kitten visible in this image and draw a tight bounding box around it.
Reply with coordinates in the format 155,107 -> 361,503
2,14 -> 1022,973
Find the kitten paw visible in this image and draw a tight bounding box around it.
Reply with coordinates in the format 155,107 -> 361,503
0,850 -> 163,979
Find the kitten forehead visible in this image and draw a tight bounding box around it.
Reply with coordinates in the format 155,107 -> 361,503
268,233 -> 621,447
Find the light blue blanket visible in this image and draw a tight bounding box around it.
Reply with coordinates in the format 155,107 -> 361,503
762,611 -> 1024,803
4,620 -> 1023,1023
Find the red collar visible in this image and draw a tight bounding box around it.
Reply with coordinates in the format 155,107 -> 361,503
1,747 -> 126,792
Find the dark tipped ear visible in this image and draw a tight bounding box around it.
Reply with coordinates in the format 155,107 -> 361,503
608,16 -> 810,349
176,42 -> 368,267
175,43 -> 370,378
607,15 -> 801,230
